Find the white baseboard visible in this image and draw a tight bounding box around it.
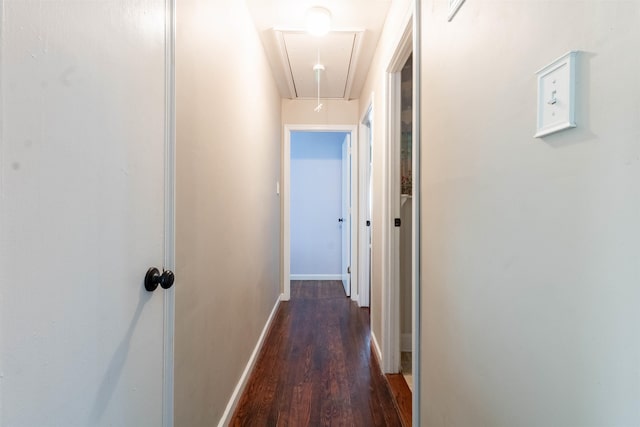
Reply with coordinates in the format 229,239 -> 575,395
290,274 -> 342,281
371,330 -> 383,366
401,333 -> 412,352
217,296 -> 281,427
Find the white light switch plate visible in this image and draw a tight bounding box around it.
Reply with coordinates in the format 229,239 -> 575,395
535,50 -> 578,138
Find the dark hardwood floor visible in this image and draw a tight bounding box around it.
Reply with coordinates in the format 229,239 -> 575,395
231,280 -> 402,426
386,374 -> 412,427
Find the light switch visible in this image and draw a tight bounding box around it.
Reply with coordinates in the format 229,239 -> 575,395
535,50 -> 578,138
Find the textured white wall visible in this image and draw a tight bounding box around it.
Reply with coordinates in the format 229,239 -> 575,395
175,0 -> 282,424
420,0 -> 640,425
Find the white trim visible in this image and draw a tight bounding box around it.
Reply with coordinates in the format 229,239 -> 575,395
162,0 -> 176,425
272,27 -> 367,34
274,29 -> 364,100
413,1 -> 422,425
358,97 -> 374,308
382,14 -> 413,376
382,69 -> 401,374
447,0 -> 466,22
217,297 -> 281,427
386,12 -> 414,73
350,132 -> 360,304
290,274 -> 342,281
283,125 -> 359,304
341,133 -> 352,297
343,31 -> 365,100
283,127 -> 291,301
273,31 -> 297,99
371,330 -> 383,364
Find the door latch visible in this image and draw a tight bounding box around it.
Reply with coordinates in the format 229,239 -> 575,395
394,218 -> 401,227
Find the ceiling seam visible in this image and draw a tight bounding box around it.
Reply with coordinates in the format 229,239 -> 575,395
283,39 -> 298,98
343,34 -> 357,99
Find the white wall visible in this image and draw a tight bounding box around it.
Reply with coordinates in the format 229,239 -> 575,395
420,0 -> 640,425
282,99 -> 360,125
290,132 -> 345,278
175,0 -> 281,425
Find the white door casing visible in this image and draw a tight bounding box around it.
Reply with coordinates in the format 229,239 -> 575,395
412,2 -> 422,424
341,134 -> 351,296
0,0 -> 175,425
379,4 -> 422,425
382,8 -> 413,375
359,103 -> 373,309
283,125 -> 357,301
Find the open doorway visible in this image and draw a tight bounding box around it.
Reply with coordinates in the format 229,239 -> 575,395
283,125 -> 358,302
398,53 -> 413,390
382,15 -> 413,375
289,131 -> 348,290
381,9 -> 420,426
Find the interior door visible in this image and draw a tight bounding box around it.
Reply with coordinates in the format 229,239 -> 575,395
359,111 -> 373,308
0,1 -> 172,425
341,134 -> 351,296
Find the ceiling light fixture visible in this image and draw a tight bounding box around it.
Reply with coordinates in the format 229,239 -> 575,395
306,7 -> 332,37
313,62 -> 325,112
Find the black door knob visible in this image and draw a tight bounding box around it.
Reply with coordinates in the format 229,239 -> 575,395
145,267 -> 175,292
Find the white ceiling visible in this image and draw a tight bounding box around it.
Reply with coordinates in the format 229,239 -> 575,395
246,0 -> 393,100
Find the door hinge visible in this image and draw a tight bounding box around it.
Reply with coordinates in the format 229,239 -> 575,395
347,266 -> 351,274
366,220 -> 371,227
394,218 -> 401,227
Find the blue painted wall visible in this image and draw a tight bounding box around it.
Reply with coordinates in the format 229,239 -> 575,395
290,131 -> 347,276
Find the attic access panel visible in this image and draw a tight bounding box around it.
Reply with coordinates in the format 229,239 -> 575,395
278,31 -> 362,99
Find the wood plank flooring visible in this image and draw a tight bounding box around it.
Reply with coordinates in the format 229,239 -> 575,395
386,374 -> 412,427
231,280 -> 402,426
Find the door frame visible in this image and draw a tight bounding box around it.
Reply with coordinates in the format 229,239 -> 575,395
341,133 -> 353,297
358,98 -> 374,308
412,2 -> 422,424
283,125 -> 358,301
382,8 -> 413,375
382,5 -> 422,425
382,4 -> 423,425
162,0 -> 176,425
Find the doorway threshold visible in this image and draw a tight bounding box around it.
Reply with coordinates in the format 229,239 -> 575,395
385,373 -> 412,427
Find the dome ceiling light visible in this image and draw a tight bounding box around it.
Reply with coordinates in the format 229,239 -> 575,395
305,7 -> 332,37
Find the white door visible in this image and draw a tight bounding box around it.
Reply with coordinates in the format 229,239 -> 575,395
359,111 -> 373,308
341,134 -> 351,296
0,1 -> 173,425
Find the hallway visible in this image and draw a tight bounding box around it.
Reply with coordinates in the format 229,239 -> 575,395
3,0 -> 640,424
231,281 -> 402,426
